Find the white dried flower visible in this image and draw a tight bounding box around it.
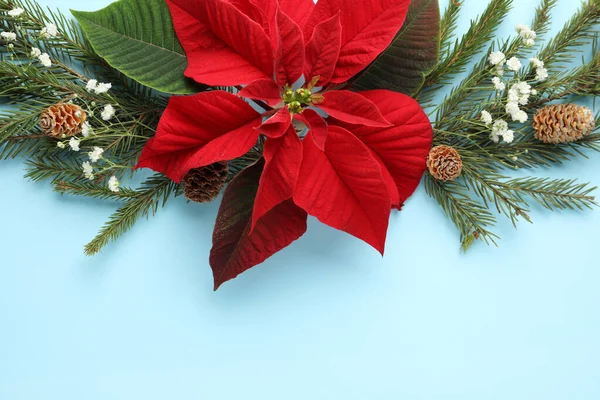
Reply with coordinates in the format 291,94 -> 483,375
81,122 -> 93,137
480,110 -> 493,125
1,31 -> 17,41
492,76 -> 506,91
40,23 -> 58,38
488,51 -> 506,66
506,57 -> 522,71
69,137 -> 81,152
86,79 -> 98,92
94,82 -> 112,94
101,104 -> 115,121
88,147 -> 104,163
505,102 -> 520,116
8,8 -> 25,17
531,89 -> 538,96
529,57 -> 544,68
38,52 -> 51,67
57,141 -> 66,149
490,132 -> 500,143
30,47 -> 41,57
82,161 -> 94,180
108,176 -> 120,193
516,24 -> 536,46
502,130 -> 515,143
536,67 -> 548,81
512,110 -> 528,123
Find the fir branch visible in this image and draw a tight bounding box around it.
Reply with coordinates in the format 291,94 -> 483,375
422,0 -> 512,88
501,177 -> 597,211
84,174 -> 178,256
438,0 -> 462,60
53,180 -> 138,201
423,174 -> 499,250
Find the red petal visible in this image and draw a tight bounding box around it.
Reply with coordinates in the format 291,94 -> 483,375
333,90 -> 433,205
238,79 -> 282,107
294,126 -> 391,254
279,0 -> 314,27
304,13 -> 342,87
303,0 -> 411,84
252,128 -> 303,229
135,91 -> 261,182
319,90 -> 392,128
211,160 -> 307,290
167,0 -> 274,86
275,7 -> 305,86
259,107 -> 292,138
294,109 -> 328,151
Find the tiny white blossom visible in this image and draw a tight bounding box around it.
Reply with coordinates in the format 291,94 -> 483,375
506,57 -> 522,71
490,132 -> 500,143
57,141 -> 66,149
69,137 -> 81,152
492,119 -> 508,135
1,31 -> 17,41
480,110 -> 493,125
86,79 -> 98,92
40,23 -> 58,38
38,52 -> 51,67
88,147 -> 104,163
108,176 -> 120,193
8,8 -> 25,17
488,51 -> 506,66
494,64 -> 505,77
491,76 -> 506,91
30,47 -> 41,57
101,104 -> 115,121
82,161 -> 94,180
516,24 -> 536,46
529,57 -> 544,68
536,67 -> 548,81
531,89 -> 538,96
502,130 -> 515,143
516,24 -> 529,32
81,121 -> 93,137
94,82 -> 112,94
506,102 -> 520,116
512,110 -> 528,123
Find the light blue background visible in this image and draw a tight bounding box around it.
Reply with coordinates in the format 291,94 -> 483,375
1,0 -> 599,398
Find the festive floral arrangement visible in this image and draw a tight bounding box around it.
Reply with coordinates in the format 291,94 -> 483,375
1,0 -> 599,289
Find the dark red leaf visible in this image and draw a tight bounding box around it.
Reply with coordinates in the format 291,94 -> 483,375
135,91 -> 261,182
211,160 -> 307,290
294,126 -> 391,254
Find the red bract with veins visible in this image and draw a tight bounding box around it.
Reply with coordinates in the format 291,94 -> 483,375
136,0 -> 433,288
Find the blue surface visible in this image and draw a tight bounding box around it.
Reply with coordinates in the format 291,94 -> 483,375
1,0 -> 599,398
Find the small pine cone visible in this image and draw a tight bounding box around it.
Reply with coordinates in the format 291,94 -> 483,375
40,103 -> 87,138
427,145 -> 463,181
183,162 -> 229,203
533,104 -> 595,144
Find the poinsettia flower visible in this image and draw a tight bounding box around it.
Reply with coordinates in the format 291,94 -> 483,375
136,0 -> 433,288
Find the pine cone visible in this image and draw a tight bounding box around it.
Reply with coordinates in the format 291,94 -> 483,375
533,104 -> 595,144
40,103 -> 87,138
183,162 -> 229,203
427,145 -> 463,181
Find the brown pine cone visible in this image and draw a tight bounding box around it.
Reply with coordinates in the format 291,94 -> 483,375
533,104 -> 595,144
183,162 -> 229,203
40,103 -> 87,138
427,145 -> 463,181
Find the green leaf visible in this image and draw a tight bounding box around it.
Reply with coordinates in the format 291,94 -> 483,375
352,0 -> 440,96
71,0 -> 202,94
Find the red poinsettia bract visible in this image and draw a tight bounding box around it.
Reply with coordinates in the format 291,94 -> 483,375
135,0 -> 433,289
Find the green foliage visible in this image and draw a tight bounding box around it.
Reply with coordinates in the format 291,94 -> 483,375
352,0 -> 440,96
72,0 -> 202,94
423,0 -> 600,250
82,174 -> 179,255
